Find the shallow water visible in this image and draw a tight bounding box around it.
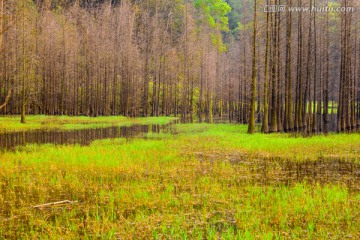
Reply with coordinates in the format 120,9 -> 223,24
0,118 -> 229,151
0,118 -> 357,190
0,124 -> 163,151
197,153 -> 360,191
0,114 -> 335,151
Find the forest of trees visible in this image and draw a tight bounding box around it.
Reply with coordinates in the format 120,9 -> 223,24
0,0 -> 359,133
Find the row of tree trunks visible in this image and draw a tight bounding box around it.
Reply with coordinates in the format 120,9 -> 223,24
0,0 -> 358,133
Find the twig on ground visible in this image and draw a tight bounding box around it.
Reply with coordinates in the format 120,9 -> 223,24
32,200 -> 78,209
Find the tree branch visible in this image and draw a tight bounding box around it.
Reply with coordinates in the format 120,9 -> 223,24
0,89 -> 12,111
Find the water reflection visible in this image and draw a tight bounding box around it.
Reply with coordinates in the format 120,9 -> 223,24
180,114 -> 338,131
0,124 -> 164,151
227,156 -> 360,191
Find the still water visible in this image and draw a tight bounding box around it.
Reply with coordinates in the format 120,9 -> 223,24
0,124 -> 164,151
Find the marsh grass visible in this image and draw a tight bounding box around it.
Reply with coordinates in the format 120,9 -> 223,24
0,122 -> 359,238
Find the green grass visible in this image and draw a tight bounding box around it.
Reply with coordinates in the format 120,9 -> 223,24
0,115 -> 177,133
0,122 -> 359,238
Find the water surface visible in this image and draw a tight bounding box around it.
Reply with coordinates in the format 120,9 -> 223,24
196,153 -> 360,191
0,124 -> 163,151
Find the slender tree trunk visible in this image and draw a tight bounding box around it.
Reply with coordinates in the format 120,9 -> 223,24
295,0 -> 304,132
305,0 -> 313,134
248,0 -> 257,134
285,0 -> 294,132
270,8 -> 278,133
276,0 -> 282,132
312,0 -> 317,133
21,0 -> 26,124
323,8 -> 330,134
262,0 -> 270,133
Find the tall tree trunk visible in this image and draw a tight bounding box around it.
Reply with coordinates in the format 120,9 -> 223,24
305,0 -> 313,134
276,0 -> 282,132
323,8 -> 330,134
21,0 -> 26,124
270,8 -> 278,133
295,0 -> 304,132
285,0 -> 294,132
248,0 -> 257,134
262,0 -> 270,133
312,0 -> 317,133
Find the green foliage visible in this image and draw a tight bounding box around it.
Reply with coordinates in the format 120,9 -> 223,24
194,0 -> 231,51
236,21 -> 253,31
225,0 -> 244,32
194,0 -> 232,31
210,33 -> 227,52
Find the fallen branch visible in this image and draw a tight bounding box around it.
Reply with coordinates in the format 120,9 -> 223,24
32,200 -> 78,209
0,89 -> 11,111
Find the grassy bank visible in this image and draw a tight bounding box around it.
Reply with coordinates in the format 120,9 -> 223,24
0,115 -> 177,133
0,123 -> 359,238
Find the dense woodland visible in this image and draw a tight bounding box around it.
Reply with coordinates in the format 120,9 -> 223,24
0,0 -> 359,133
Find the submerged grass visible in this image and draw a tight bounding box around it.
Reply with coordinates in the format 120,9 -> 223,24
0,122 -> 359,238
0,115 -> 177,133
